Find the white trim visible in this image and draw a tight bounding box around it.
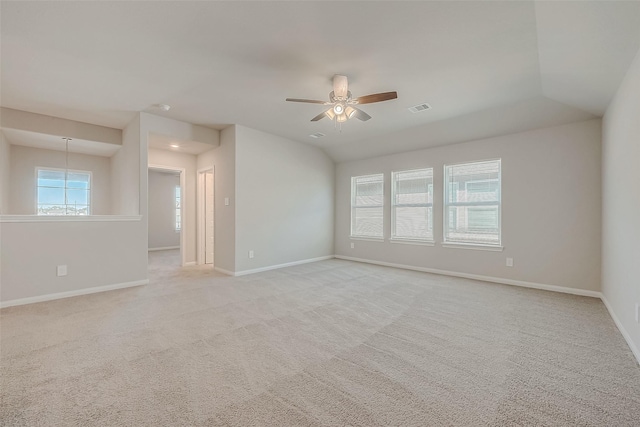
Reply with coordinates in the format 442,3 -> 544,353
334,255 -> 601,298
441,242 -> 504,251
350,237 -> 385,242
234,255 -> 335,277
148,246 -> 180,252
0,279 -> 148,309
389,239 -> 435,246
0,215 -> 142,223
601,295 -> 640,365
183,261 -> 196,266
214,266 -> 235,276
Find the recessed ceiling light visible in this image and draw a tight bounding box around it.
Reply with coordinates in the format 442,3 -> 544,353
309,133 -> 325,139
157,104 -> 171,111
170,144 -> 180,148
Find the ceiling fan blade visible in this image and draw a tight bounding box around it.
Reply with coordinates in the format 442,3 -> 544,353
286,98 -> 327,104
356,91 -> 398,104
353,107 -> 372,121
311,109 -> 331,121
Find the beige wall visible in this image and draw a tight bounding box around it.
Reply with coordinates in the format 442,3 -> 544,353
148,148 -> 197,263
602,49 -> 640,359
0,115 -> 148,305
0,132 -> 10,214
335,119 -> 602,291
196,126 -> 236,273
8,145 -> 112,215
234,125 -> 334,272
0,107 -> 122,146
148,170 -> 180,249
111,117 -> 141,215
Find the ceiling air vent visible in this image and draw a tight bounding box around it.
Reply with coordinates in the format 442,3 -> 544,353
408,103 -> 432,113
309,132 -> 325,139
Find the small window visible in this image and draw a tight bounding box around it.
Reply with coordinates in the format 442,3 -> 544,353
175,185 -> 181,231
37,168 -> 91,215
444,159 -> 501,246
351,174 -> 384,239
391,168 -> 433,241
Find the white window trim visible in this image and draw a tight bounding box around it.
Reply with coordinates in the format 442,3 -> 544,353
350,237 -> 385,243
35,167 -> 93,216
391,168 -> 434,242
389,238 -> 435,246
443,159 -> 502,247
441,242 -> 504,251
350,173 -> 385,239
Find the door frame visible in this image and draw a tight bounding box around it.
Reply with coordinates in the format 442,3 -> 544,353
197,167 -> 214,265
148,164 -> 187,267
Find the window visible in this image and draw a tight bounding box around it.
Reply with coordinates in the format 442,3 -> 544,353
444,159 -> 501,246
37,168 -> 91,215
391,168 -> 433,241
351,174 -> 384,239
175,185 -> 181,231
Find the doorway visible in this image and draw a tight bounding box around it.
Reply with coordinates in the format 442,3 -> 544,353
148,165 -> 186,266
198,168 -> 214,266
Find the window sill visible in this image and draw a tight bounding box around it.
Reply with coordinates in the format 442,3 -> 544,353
441,242 -> 503,252
389,239 -> 435,246
0,215 -> 142,223
350,236 -> 384,242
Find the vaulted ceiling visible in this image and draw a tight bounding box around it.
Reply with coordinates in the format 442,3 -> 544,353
2,1 -> 639,162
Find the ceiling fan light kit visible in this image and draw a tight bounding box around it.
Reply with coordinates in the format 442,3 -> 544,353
286,75 -> 397,130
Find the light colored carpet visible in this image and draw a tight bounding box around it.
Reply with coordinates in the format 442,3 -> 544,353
1,250 -> 639,426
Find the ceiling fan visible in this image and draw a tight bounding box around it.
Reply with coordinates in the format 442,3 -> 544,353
286,75 -> 397,125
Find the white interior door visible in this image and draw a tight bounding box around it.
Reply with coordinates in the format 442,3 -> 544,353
205,172 -> 214,264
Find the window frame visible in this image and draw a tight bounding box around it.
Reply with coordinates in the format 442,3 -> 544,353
35,167 -> 92,216
443,159 -> 502,248
350,173 -> 385,240
390,167 -> 434,243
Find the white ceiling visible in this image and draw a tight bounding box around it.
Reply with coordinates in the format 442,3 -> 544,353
1,1 -> 639,162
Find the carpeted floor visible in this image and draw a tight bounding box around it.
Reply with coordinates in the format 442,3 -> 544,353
1,250 -> 639,426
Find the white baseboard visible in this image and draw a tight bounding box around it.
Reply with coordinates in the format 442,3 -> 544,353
148,246 -> 180,252
214,266 -> 235,276
334,255 -> 602,298
183,261 -> 196,266
219,255 -> 335,277
601,295 -> 640,365
0,279 -> 149,309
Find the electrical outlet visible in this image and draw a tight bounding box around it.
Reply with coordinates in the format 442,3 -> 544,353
506,258 -> 513,267
350,242 -> 354,249
57,265 -> 67,277
224,197 -> 229,206
248,250 -> 254,259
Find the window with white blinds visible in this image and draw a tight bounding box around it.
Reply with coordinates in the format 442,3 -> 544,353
444,159 -> 501,246
351,174 -> 384,239
391,168 -> 433,241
